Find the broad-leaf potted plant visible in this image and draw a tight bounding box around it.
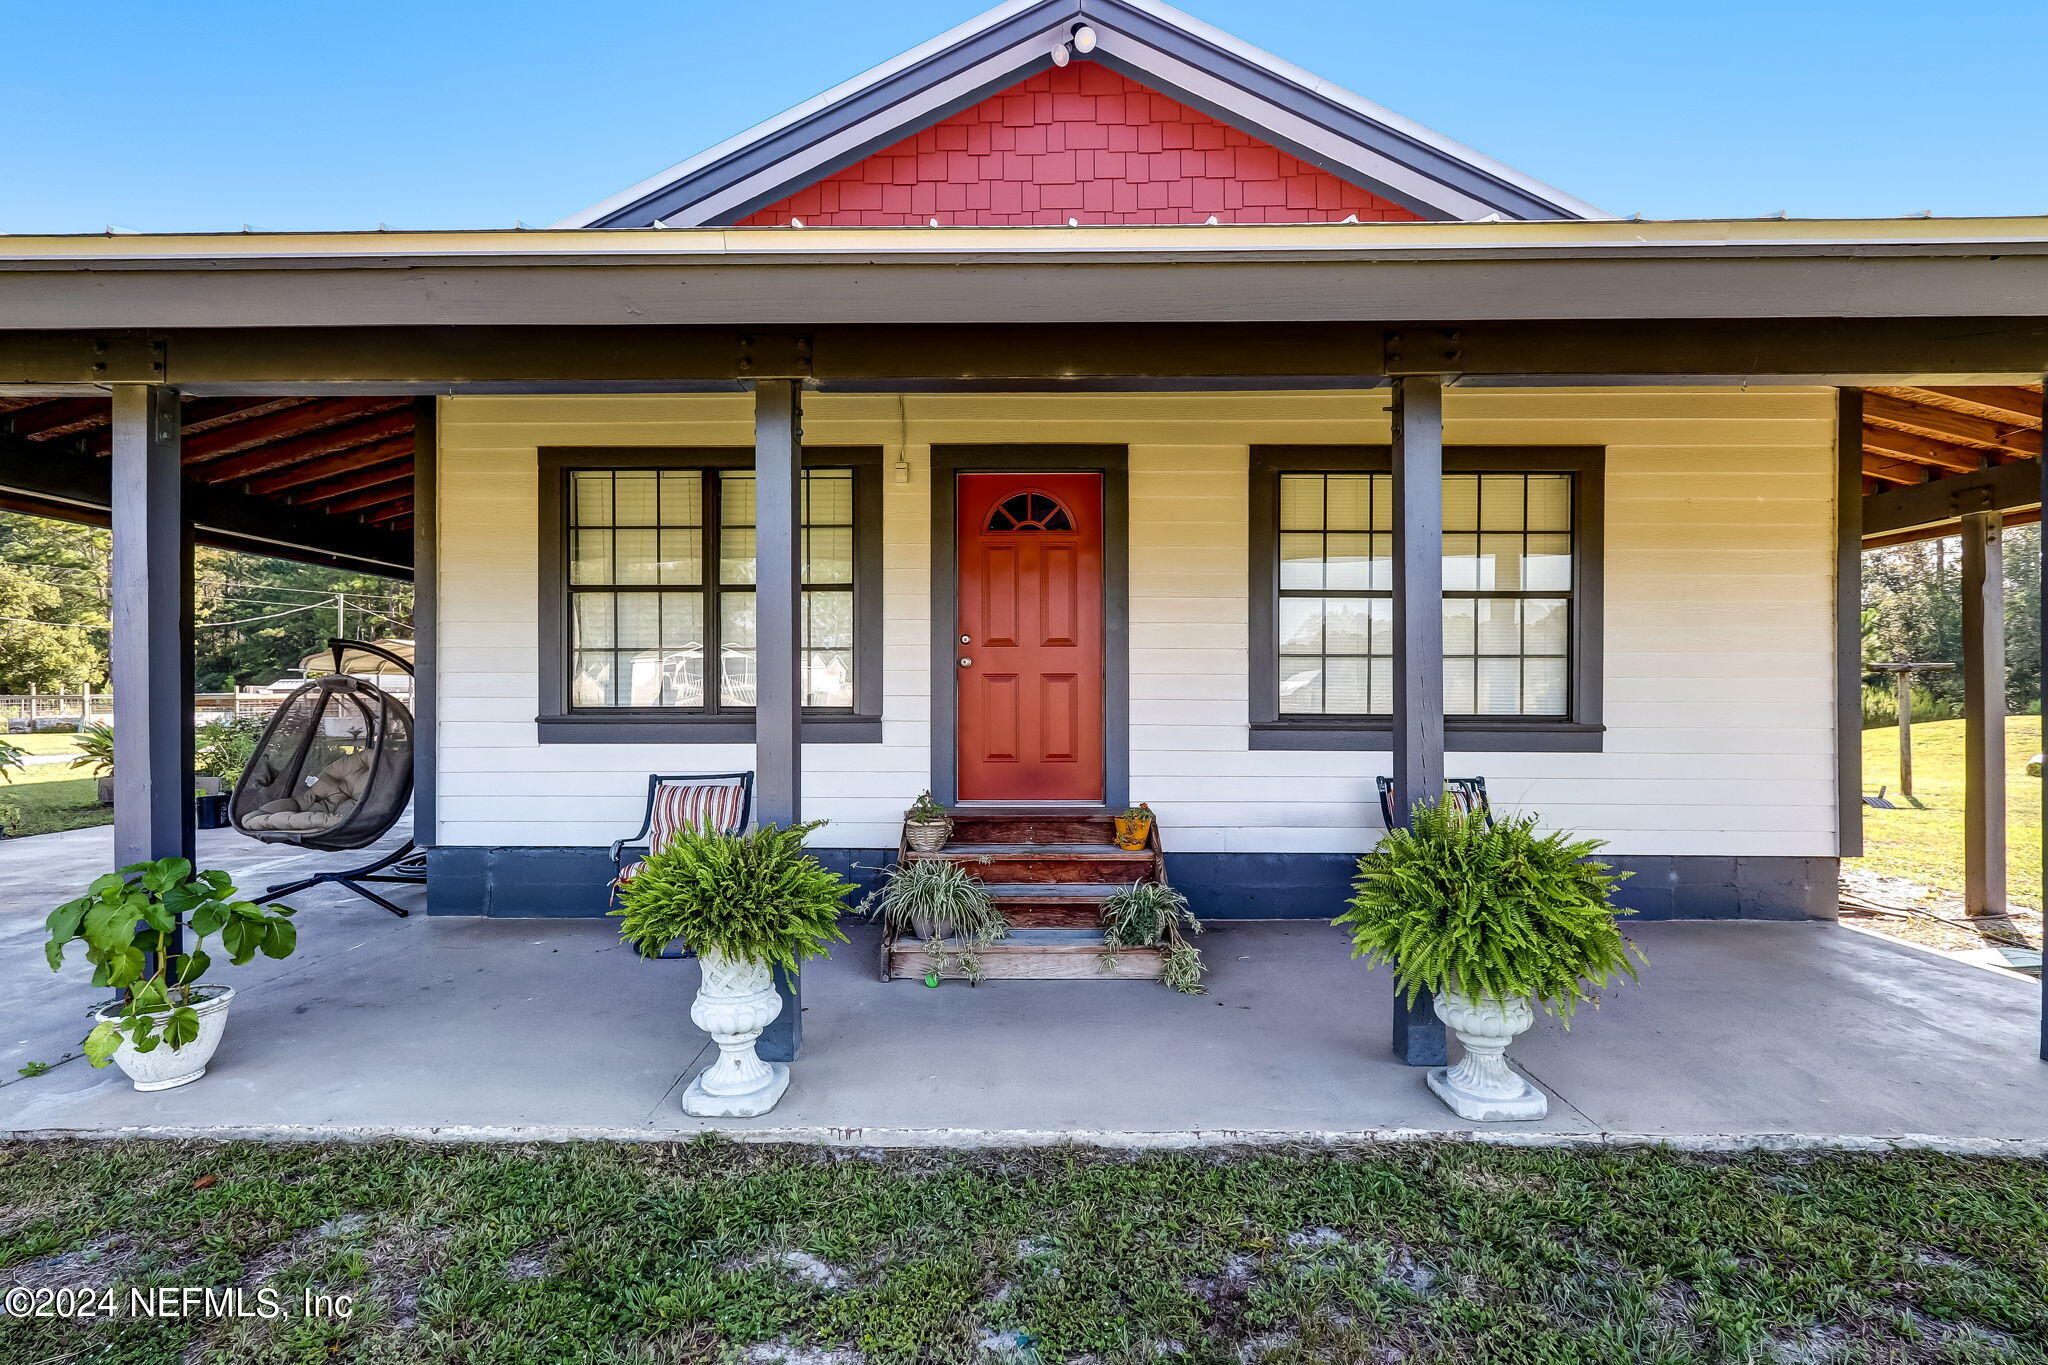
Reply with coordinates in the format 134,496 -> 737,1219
44,857 -> 298,1091
612,820 -> 852,1117
71,721 -> 116,804
903,790 -> 952,854
864,858 -> 1008,985
1336,797 -> 1642,1122
1112,802 -> 1154,851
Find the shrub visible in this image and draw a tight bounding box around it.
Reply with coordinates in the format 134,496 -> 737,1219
1335,797 -> 1641,1024
612,821 -> 852,970
195,715 -> 265,783
0,800 -> 24,829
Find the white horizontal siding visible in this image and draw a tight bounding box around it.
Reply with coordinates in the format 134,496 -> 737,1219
431,387 -> 1840,856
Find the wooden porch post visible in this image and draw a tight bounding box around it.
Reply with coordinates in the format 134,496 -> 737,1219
1960,508 -> 2006,919
752,377 -> 804,1062
1390,375 -> 1449,1067
108,384 -> 195,876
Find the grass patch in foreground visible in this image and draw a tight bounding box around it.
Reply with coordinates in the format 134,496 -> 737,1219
1859,715 -> 2041,911
2,1139 -> 2045,1364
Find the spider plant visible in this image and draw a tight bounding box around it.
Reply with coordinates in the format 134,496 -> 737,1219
1099,881 -> 1206,994
863,858 -> 1008,985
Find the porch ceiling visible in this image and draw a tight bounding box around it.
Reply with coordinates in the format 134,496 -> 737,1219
1859,384 -> 2042,491
0,394 -> 414,576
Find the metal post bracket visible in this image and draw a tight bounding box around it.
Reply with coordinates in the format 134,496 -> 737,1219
1384,329 -> 1462,376
737,333 -> 813,380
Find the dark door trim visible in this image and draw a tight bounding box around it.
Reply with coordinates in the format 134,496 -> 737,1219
931,445 -> 1129,809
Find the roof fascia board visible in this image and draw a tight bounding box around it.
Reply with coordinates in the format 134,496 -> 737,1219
560,0 -> 1606,230
1087,0 -> 1596,220
1104,0 -> 1608,220
568,0 -> 1076,228
556,0 -> 1063,227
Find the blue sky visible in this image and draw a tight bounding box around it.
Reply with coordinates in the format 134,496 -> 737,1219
5,0 -> 2044,233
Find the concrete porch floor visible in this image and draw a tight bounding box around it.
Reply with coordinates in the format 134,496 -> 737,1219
3,824 -> 2045,1145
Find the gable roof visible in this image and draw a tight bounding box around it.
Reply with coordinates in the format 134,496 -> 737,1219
557,0 -> 1609,229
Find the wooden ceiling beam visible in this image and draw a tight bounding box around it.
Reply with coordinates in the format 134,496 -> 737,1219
169,398 -> 409,463
318,478 -> 416,516
239,437 -> 413,495
360,500 -> 414,524
177,396 -> 301,437
4,398 -> 107,441
291,467 -> 413,509
1883,385 -> 2044,426
1862,454 -> 1928,485
1861,425 -> 1987,473
1862,390 -> 2042,455
186,408 -> 416,481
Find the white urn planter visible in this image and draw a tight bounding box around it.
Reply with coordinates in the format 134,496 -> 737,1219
1425,989 -> 1548,1122
681,949 -> 790,1117
95,986 -> 235,1092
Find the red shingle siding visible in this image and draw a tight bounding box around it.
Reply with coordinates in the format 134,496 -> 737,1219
735,65 -> 1420,227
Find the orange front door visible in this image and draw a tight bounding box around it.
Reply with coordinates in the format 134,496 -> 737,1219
956,472 -> 1105,803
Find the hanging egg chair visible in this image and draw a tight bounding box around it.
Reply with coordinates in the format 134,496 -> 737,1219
235,638 -> 423,917
231,675 -> 413,852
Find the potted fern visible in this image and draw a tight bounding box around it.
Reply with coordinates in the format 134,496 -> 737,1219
1336,797 -> 1642,1122
864,858 -> 1008,985
44,857 -> 298,1091
611,820 -> 852,1117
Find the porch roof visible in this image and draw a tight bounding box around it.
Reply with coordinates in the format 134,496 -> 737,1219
3,216 -> 2048,344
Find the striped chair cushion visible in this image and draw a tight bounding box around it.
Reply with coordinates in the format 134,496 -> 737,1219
614,781 -> 749,888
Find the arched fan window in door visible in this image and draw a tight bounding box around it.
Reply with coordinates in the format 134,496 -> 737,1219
986,491 -> 1074,532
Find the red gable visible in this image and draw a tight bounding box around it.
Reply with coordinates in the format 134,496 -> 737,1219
738,64 -> 1422,228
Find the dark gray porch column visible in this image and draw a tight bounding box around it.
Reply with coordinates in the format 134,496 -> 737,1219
752,377 -> 803,1062
1960,508 -> 2006,919
108,383 -> 194,872
1390,375 -> 1448,1067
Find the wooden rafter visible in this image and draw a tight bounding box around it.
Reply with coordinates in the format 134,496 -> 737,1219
240,436 -> 414,495
4,397 -> 107,441
197,410 -> 418,483
175,398 -> 410,464
1863,390 -> 2041,457
319,478 -> 416,516
1861,425 -> 1984,473
1882,385 -> 2044,427
360,500 -> 414,524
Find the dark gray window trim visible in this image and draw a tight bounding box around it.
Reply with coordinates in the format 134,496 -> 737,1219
536,446 -> 884,745
1247,444 -> 1606,753
930,445 -> 1129,808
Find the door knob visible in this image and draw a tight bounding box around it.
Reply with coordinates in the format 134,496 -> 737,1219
958,657 -> 973,668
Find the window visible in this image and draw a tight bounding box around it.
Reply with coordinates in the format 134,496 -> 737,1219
539,449 -> 881,742
1251,447 -> 1602,751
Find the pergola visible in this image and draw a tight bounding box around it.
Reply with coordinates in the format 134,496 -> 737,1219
2,216 -> 2046,1063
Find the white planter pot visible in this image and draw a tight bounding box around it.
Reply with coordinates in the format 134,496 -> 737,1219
681,949 -> 790,1118
95,986 -> 235,1092
1425,989 -> 1548,1122
905,819 -> 951,853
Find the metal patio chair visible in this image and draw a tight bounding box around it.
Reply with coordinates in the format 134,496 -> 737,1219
1376,775 -> 1492,829
610,771 -> 755,958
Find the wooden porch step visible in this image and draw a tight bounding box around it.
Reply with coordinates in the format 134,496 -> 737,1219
884,928 -> 1164,982
909,842 -> 1153,884
946,814 -> 1118,845
983,881 -> 1116,929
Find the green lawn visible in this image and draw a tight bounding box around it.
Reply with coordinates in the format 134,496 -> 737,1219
4,732 -> 87,757
2,1140 -> 2044,1364
1860,715 -> 2042,911
0,755 -> 109,839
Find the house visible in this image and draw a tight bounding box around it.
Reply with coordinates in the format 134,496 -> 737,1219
1,0 -> 2043,1063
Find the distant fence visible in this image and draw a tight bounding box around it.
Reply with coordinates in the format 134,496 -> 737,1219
0,692 -> 288,732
